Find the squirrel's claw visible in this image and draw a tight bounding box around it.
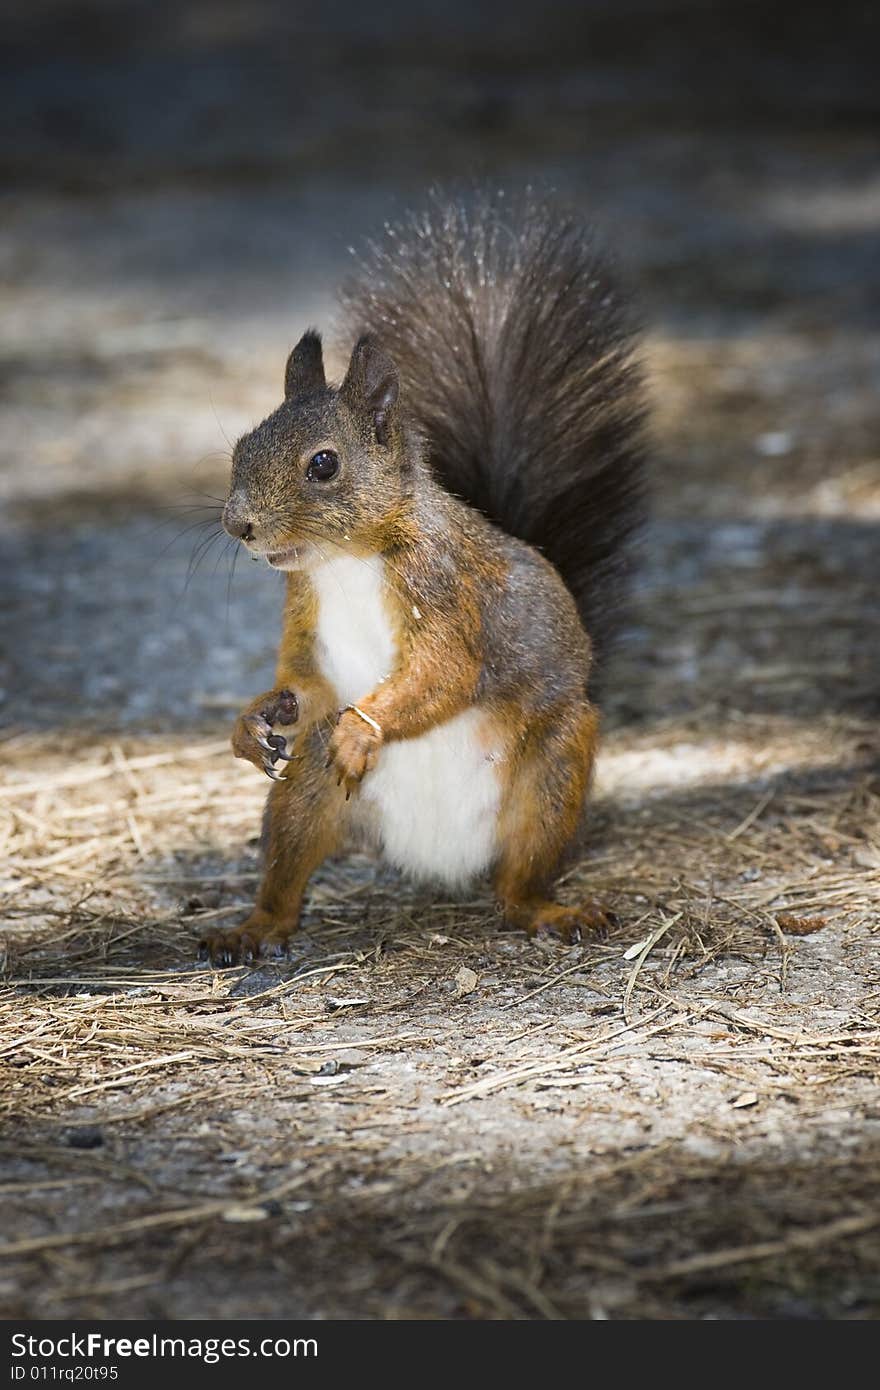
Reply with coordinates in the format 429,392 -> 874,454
326,707 -> 383,797
199,934 -> 240,967
263,734 -> 291,779
199,929 -> 258,966
199,919 -> 295,966
232,693 -> 300,780
267,734 -> 293,761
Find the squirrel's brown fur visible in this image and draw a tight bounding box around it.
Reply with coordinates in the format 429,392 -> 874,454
201,190 -> 646,964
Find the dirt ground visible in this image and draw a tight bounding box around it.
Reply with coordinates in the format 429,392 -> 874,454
1,2 -> 879,1319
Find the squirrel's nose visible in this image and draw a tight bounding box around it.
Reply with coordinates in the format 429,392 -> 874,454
222,494 -> 256,543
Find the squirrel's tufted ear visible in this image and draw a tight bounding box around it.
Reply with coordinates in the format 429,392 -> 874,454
339,335 -> 399,446
284,331 -> 326,399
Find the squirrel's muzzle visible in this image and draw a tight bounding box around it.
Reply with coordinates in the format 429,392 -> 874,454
222,492 -> 256,543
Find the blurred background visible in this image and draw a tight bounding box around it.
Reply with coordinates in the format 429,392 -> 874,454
3,0 -> 880,1324
2,0 -> 878,730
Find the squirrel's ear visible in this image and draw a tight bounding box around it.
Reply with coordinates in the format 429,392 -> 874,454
284,331 -> 326,399
339,334 -> 399,446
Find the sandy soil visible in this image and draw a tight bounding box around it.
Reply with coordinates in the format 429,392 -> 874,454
1,1 -> 879,1320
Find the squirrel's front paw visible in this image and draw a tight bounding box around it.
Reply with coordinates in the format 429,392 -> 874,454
232,688 -> 299,780
328,708 -> 383,797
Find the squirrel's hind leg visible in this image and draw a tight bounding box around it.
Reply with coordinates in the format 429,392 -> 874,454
200,725 -> 347,965
493,703 -> 613,944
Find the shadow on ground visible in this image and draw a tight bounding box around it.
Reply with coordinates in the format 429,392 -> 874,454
2,0 -> 879,1323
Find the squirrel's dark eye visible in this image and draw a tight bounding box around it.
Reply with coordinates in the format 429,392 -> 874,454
306,450 -> 339,482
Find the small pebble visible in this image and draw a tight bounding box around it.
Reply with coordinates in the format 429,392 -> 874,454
65,1125 -> 104,1150
755,430 -> 793,457
185,890 -> 221,912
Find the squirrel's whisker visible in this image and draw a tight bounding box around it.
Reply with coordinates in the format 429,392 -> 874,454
184,527 -> 226,591
148,515 -> 222,567
224,538 -> 241,633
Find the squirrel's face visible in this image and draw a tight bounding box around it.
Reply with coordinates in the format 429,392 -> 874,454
223,332 -> 413,569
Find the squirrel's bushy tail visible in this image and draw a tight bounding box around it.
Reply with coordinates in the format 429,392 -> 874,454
338,188 -> 646,666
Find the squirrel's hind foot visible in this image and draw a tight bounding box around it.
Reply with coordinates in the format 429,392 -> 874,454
198,910 -> 297,966
506,899 -> 616,945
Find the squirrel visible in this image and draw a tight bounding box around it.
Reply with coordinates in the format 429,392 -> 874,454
200,190 -> 645,965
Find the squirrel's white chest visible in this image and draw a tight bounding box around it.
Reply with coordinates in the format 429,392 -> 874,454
310,552 -> 502,887
360,709 -> 503,887
311,553 -> 396,706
